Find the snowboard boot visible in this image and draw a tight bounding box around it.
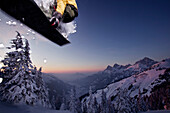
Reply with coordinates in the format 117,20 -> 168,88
50,11 -> 62,28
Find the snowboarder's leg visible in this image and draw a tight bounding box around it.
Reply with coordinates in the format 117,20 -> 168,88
50,0 -> 66,28
50,11 -> 62,28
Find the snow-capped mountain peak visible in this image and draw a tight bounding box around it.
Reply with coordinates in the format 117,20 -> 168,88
126,57 -> 158,73
106,65 -> 113,71
75,57 -> 166,97
134,57 -> 157,66
104,57 -> 157,74
113,63 -> 120,68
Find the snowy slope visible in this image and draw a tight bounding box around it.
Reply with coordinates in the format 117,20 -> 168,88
82,58 -> 170,104
142,110 -> 170,113
0,102 -> 71,113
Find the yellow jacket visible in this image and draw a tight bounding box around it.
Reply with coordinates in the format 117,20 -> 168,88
56,0 -> 78,15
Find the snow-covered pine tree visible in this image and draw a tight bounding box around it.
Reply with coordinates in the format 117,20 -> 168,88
0,32 -> 51,108
93,97 -> 99,113
108,96 -> 115,113
100,89 -> 109,113
60,91 -> 67,110
115,88 -> 138,113
51,95 -> 57,109
82,101 -> 87,113
87,86 -> 93,113
137,89 -> 147,111
60,103 -> 67,110
69,87 -> 77,113
68,87 -> 82,113
76,98 -> 82,113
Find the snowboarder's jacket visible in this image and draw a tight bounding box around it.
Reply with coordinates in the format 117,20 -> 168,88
56,0 -> 78,23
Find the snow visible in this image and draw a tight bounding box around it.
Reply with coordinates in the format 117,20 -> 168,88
32,31 -> 35,35
82,58 -> 170,104
0,64 -> 2,68
43,58 -> 47,64
28,29 -> 32,32
34,0 -> 54,11
152,58 -> 170,69
20,23 -> 23,26
0,34 -> 51,108
6,20 -> 17,26
0,43 -> 5,49
32,37 -> 36,40
0,102 -> 71,113
29,50 -> 32,54
0,78 -> 3,83
57,21 -> 77,38
142,110 -> 170,113
0,55 -> 2,61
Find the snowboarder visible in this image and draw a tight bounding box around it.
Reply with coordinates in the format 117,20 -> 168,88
0,0 -> 77,46
50,0 -> 78,28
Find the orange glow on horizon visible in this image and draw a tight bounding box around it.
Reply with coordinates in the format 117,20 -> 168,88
42,68 -> 103,74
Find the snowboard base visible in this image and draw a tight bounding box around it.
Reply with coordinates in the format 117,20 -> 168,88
0,0 -> 70,46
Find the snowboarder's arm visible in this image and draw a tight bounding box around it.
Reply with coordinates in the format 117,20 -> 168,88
56,0 -> 66,15
56,0 -> 78,15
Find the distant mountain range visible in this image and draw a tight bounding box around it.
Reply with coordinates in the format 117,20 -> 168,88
81,58 -> 170,105
41,57 -> 170,110
74,57 -> 159,96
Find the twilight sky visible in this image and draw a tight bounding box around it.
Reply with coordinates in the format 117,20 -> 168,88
0,0 -> 170,73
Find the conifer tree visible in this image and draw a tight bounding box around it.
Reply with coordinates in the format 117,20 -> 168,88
93,97 -> 99,113
69,87 -> 77,113
0,32 -> 51,108
88,86 -> 93,113
100,89 -> 109,113
115,88 -> 138,113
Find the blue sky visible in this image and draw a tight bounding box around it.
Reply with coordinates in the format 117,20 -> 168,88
0,0 -> 170,73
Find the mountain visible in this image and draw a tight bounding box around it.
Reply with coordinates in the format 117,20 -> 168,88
126,57 -> 158,73
41,73 -> 73,109
81,58 -> 170,110
74,57 -> 158,96
51,73 -> 89,83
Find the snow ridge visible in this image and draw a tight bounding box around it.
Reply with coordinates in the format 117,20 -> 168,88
82,58 -> 170,107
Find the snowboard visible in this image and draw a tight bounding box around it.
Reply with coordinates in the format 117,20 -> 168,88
0,0 -> 70,46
